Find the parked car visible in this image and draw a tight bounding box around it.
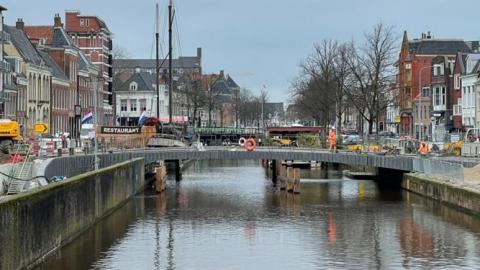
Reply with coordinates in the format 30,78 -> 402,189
343,135 -> 361,145
378,131 -> 397,138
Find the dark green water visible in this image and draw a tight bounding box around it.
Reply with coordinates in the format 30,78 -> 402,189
36,160 -> 480,269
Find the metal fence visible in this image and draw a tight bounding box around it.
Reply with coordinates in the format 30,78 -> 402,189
412,158 -> 464,182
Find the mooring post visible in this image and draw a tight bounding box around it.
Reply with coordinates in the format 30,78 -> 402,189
271,160 -> 277,183
279,165 -> 287,190
286,167 -> 294,192
155,165 -> 167,193
293,168 -> 301,194
175,160 -> 182,181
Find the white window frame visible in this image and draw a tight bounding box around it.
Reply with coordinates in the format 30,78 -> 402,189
120,99 -> 127,112
129,82 -> 137,91
130,99 -> 137,112
454,74 -> 460,89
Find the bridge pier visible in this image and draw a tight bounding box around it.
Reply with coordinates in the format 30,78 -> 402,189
174,160 -> 182,182
271,160 -> 278,183
375,167 -> 405,188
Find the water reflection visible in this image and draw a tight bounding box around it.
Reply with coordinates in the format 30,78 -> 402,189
35,160 -> 480,270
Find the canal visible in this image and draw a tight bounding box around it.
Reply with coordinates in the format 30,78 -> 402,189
36,160 -> 480,269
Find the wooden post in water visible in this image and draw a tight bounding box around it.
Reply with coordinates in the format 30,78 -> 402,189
271,160 -> 277,183
293,168 -> 301,194
155,165 -> 167,193
279,165 -> 287,190
286,167 -> 294,192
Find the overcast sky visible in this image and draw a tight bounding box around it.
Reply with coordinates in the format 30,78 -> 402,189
2,0 -> 480,103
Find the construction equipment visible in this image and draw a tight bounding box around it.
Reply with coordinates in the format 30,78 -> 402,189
272,137 -> 296,147
0,119 -> 23,154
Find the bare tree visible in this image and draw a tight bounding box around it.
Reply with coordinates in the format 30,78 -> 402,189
179,73 -> 205,128
202,75 -> 219,127
259,87 -> 269,128
345,23 -> 397,135
112,46 -> 131,59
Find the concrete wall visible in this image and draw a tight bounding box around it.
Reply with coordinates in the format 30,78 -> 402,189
402,173 -> 480,215
0,158 -> 145,270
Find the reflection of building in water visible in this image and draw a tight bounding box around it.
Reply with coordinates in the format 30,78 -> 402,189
399,218 -> 434,259
244,219 -> 256,245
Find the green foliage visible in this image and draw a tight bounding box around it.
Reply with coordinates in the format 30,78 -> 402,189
296,133 -> 320,147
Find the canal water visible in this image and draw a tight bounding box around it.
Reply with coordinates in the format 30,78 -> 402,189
36,160 -> 480,270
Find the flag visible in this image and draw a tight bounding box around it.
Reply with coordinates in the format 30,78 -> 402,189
138,110 -> 148,126
81,110 -> 93,125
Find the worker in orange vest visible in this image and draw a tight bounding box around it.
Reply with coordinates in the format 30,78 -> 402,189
328,127 -> 337,153
418,141 -> 430,156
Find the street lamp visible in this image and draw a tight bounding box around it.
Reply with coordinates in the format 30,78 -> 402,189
418,65 -> 434,141
92,75 -> 105,170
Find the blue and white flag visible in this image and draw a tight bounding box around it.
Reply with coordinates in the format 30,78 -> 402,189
138,110 -> 148,126
81,110 -> 93,124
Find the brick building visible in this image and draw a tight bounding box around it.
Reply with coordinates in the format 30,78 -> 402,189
65,11 -> 113,125
398,31 -> 472,139
23,14 -> 102,137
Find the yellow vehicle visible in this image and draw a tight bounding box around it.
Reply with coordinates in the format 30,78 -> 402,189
0,119 -> 23,153
272,137 -> 296,147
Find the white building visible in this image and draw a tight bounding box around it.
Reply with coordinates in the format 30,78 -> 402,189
460,54 -> 480,128
114,69 -> 168,126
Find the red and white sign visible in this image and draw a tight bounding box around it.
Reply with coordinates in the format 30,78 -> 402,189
158,116 -> 188,123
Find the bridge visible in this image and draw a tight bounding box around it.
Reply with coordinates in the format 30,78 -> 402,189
38,146 -> 473,182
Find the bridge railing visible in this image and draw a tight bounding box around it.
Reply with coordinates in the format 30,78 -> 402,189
412,158 -> 464,182
37,146 -> 469,182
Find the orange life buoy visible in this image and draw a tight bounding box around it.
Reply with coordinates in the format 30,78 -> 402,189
244,138 -> 256,151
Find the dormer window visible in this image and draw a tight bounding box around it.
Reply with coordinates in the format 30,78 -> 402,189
433,64 -> 444,76
130,82 -> 138,91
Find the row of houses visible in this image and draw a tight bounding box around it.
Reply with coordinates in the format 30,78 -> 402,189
0,7 -> 113,138
342,31 -> 480,141
393,31 -> 480,141
112,57 -> 286,128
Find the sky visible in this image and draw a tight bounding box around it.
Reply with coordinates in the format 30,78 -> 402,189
2,0 -> 480,103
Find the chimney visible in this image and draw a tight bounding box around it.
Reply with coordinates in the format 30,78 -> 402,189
219,70 -> 224,78
54,13 -> 63,28
197,47 -> 202,59
421,33 -> 426,39
427,31 -> 432,39
16,18 -> 24,30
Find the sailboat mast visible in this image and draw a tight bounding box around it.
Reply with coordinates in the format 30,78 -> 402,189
168,0 -> 173,123
155,2 -> 160,118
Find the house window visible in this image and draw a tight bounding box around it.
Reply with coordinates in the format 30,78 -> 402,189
130,99 -> 137,111
454,74 -> 460,89
441,87 -> 446,106
433,64 -> 443,76
434,87 -> 440,106
422,87 -> 429,97
432,86 -> 446,107
139,99 -> 147,111
130,82 -> 137,91
120,99 -> 127,111
80,19 -> 89,27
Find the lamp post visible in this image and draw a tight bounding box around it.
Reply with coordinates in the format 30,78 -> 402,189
93,75 -> 104,170
0,6 -> 6,117
418,65 -> 433,141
